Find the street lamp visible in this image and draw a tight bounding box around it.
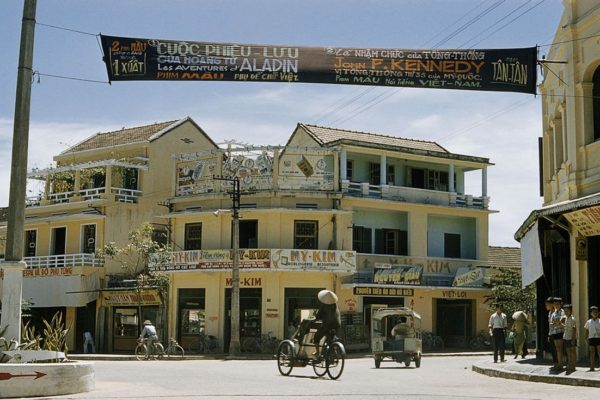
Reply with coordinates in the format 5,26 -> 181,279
213,175 -> 241,356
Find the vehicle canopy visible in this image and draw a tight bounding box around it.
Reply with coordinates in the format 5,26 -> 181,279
372,307 -> 421,322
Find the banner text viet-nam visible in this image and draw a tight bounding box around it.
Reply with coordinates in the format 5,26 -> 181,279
100,35 -> 537,94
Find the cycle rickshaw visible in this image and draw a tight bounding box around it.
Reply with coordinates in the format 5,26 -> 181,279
371,307 -> 422,368
276,319 -> 346,380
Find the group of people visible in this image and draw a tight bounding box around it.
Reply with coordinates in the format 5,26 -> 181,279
545,296 -> 600,372
487,303 -> 526,363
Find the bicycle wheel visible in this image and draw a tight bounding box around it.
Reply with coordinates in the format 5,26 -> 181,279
242,337 -> 259,353
206,337 -> 218,354
135,343 -> 147,361
277,341 -> 294,376
325,342 -> 345,380
153,343 -> 164,360
188,340 -> 204,354
167,344 -> 185,359
312,356 -> 327,377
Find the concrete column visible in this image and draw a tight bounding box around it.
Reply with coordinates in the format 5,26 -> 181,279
272,149 -> 280,190
448,164 -> 455,193
380,154 -> 387,185
553,118 -> 563,169
333,151 -> 339,191
482,167 -> 487,197
0,261 -> 26,342
340,148 -> 347,181
104,166 -> 112,199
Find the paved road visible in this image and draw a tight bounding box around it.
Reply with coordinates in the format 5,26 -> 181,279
23,355 -> 600,400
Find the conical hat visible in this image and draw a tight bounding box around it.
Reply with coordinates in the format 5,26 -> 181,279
318,290 -> 338,304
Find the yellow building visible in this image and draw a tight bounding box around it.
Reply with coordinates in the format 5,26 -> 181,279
516,0 -> 600,360
1,117 -> 498,353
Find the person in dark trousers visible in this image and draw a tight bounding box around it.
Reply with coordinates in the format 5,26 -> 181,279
311,289 -> 341,357
549,297 -> 565,371
545,297 -> 558,364
488,303 -> 507,363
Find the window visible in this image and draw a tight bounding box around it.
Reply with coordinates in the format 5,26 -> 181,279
375,229 -> 408,255
594,67 -> 600,141
81,224 -> 96,254
123,168 -> 138,190
184,223 -> 202,250
152,227 -> 168,247
24,230 -> 36,257
410,168 -> 449,191
238,220 -> 258,248
387,165 -> 395,185
294,220 -> 318,249
369,163 -> 380,185
352,226 -> 372,253
444,233 -> 461,258
346,160 -> 354,181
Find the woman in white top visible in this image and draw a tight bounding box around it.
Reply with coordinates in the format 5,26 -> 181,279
584,306 -> 600,372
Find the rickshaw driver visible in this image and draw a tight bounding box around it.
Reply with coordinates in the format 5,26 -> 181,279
311,289 -> 341,357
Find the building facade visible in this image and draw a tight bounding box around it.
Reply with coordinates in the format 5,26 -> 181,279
516,0 -> 600,360
1,118 -> 498,353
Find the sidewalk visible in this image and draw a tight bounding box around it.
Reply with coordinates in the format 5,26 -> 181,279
472,357 -> 600,388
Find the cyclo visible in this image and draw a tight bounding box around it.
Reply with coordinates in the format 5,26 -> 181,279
276,319 -> 346,380
371,307 -> 422,368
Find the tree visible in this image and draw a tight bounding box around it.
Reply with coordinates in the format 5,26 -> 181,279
486,268 -> 536,316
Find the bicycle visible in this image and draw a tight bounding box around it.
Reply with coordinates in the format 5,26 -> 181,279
164,337 -> 185,359
187,332 -> 218,354
135,338 -> 164,360
242,332 -> 278,354
422,331 -> 444,351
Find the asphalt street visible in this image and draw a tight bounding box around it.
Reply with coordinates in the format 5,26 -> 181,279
18,355 -> 600,400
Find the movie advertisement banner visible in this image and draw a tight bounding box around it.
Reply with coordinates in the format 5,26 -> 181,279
100,35 -> 537,94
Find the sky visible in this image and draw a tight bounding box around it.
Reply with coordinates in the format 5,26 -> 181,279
0,0 -> 565,247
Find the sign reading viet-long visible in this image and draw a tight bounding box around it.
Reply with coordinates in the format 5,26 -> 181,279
99,35 -> 537,94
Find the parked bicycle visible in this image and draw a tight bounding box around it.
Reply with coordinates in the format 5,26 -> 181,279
469,330 -> 491,350
187,332 -> 218,354
242,332 -> 279,354
421,331 -> 445,351
164,337 -> 185,359
135,338 -> 164,360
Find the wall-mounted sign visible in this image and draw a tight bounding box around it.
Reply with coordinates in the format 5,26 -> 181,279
442,290 -> 468,299
576,236 -> 588,261
353,286 -> 414,297
452,267 -> 486,287
565,206 -> 600,237
278,152 -> 334,191
102,289 -> 162,306
149,249 -> 271,272
271,249 -> 356,271
373,265 -> 422,285
100,35 -> 537,94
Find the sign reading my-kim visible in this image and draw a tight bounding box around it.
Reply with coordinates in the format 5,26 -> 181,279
100,35 -> 537,94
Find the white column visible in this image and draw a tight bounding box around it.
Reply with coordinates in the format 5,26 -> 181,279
482,167 -> 488,197
0,261 -> 26,342
448,164 -> 455,193
380,154 -> 387,185
340,148 -> 347,181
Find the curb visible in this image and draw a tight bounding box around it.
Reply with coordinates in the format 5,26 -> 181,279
472,364 -> 600,388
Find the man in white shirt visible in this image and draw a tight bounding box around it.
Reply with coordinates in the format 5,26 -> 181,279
488,303 -> 507,363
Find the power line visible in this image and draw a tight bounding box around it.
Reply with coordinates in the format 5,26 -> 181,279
33,71 -> 109,85
36,21 -> 97,37
539,32 -> 600,48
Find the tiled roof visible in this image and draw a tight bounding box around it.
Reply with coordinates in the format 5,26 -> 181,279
61,120 -> 178,154
299,124 -> 449,154
488,246 -> 521,269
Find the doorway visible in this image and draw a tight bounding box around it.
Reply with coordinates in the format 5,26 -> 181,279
224,288 -> 262,352
436,299 -> 473,348
51,227 -> 66,256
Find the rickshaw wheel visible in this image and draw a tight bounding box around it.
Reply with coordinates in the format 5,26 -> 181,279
277,341 -> 294,376
404,359 -> 411,367
415,355 -> 421,368
374,357 -> 381,369
325,342 -> 345,380
313,357 -> 327,377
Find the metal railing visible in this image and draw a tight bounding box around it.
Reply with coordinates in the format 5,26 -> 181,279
7,253 -> 105,268
111,187 -> 142,203
80,187 -> 106,201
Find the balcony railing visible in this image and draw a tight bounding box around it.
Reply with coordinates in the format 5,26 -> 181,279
24,186 -> 142,207
80,187 -> 106,201
48,191 -> 76,204
1,253 -> 104,269
111,187 -> 142,203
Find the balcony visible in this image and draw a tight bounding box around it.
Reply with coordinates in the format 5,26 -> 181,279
342,181 -> 488,209
19,253 -> 104,269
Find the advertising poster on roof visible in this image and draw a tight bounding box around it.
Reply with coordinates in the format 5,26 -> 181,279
100,35 -> 537,94
278,152 -> 334,191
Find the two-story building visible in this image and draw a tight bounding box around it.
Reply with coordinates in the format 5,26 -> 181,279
515,0 -> 600,360
2,117 -> 497,353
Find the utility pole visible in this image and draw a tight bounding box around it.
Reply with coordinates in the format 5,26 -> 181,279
213,175 -> 241,356
1,0 -> 37,343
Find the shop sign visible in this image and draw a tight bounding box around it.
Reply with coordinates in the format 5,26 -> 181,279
225,277 -> 262,287
442,290 -> 467,299
564,206 -> 600,237
149,249 -> 271,272
576,236 -> 588,261
102,290 -> 162,306
0,266 -> 74,279
359,254 -> 480,275
353,286 -> 414,297
271,249 -> 356,271
373,265 -> 422,285
452,267 -> 486,287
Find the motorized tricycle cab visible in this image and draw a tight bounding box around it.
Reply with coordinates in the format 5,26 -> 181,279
371,307 -> 422,368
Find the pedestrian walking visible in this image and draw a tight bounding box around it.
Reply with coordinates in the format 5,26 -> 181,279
584,305 -> 600,372
511,311 -> 528,359
488,303 -> 507,363
549,297 -> 565,371
561,304 -> 577,373
83,330 -> 96,354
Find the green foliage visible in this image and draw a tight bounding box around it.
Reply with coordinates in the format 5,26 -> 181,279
97,222 -> 169,277
486,268 -> 536,315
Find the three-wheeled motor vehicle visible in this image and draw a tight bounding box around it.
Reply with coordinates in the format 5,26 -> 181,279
371,307 -> 422,368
